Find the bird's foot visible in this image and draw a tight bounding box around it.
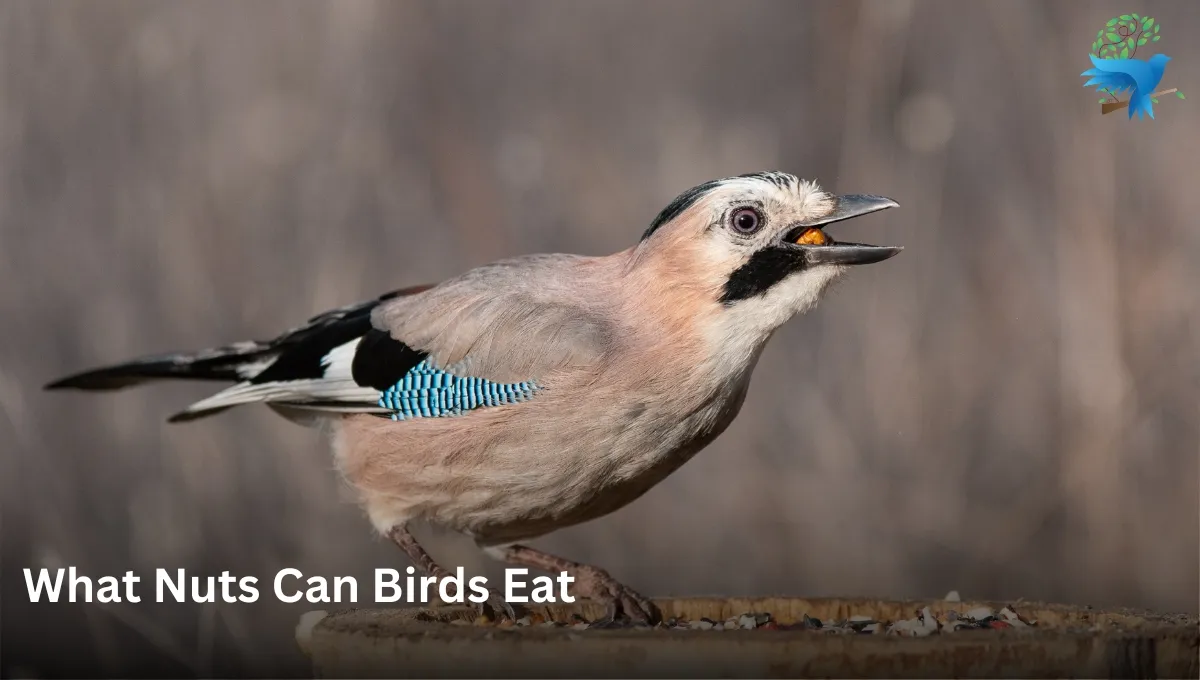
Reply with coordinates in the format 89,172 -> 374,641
570,564 -> 661,626
387,523 -> 517,622
497,544 -> 661,625
475,588 -> 517,622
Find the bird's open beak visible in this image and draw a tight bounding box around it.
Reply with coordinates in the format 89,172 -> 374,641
783,194 -> 903,266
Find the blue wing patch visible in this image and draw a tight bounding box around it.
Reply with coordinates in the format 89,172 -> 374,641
378,359 -> 540,421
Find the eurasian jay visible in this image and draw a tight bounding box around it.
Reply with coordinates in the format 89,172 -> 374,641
46,171 -> 901,624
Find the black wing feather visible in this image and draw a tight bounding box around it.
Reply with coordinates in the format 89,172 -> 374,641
350,329 -> 428,391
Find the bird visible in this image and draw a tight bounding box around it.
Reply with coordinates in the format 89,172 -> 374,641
45,172 -> 902,624
1081,52 -> 1172,119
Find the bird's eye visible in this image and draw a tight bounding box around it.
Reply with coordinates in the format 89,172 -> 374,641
730,207 -> 762,235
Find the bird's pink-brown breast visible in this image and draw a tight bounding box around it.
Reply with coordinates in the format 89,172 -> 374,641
330,245 -> 748,540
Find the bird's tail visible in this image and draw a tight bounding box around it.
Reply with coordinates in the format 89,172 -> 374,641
43,288 -> 427,423
44,341 -> 277,392
1127,92 -> 1156,120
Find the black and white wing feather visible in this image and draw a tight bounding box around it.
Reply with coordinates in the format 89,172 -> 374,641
45,285 -> 435,423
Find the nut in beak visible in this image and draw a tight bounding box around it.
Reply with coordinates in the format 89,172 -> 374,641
795,228 -> 828,245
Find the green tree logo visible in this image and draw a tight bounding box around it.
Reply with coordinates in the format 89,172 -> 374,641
1089,13 -> 1184,115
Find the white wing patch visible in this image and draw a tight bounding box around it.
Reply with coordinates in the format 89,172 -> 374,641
319,339 -> 360,378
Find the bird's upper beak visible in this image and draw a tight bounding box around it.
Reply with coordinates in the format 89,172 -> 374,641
782,194 -> 903,266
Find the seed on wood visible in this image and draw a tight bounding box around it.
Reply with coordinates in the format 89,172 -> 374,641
455,600 -> 1043,635
1000,605 -> 1036,627
965,607 -> 995,621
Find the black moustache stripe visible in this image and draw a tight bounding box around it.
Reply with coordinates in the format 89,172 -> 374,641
719,246 -> 807,304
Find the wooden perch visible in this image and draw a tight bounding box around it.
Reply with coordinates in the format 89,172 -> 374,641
298,598 -> 1200,678
1101,88 -> 1178,114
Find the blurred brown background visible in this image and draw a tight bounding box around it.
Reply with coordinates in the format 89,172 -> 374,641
2,0 -> 1197,677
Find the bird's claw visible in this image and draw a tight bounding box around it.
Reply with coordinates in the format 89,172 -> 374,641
574,565 -> 661,626
476,590 -> 517,622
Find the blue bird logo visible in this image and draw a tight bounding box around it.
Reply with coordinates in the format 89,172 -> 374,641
1083,53 -> 1172,119
1082,13 -> 1184,119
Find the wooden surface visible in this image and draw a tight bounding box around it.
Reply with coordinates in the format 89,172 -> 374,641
296,596 -> 1199,678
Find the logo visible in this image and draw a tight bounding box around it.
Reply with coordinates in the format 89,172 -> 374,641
1081,13 -> 1184,119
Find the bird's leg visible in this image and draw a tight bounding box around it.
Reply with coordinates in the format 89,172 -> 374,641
386,525 -> 515,621
498,544 -> 661,625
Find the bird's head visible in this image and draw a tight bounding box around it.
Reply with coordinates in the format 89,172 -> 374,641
1149,53 -> 1172,68
629,172 -> 901,343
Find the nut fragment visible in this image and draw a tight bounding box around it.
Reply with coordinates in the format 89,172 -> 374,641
795,228 -> 828,245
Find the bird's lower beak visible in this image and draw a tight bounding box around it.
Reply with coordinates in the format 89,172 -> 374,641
804,242 -> 903,266
784,194 -> 903,266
